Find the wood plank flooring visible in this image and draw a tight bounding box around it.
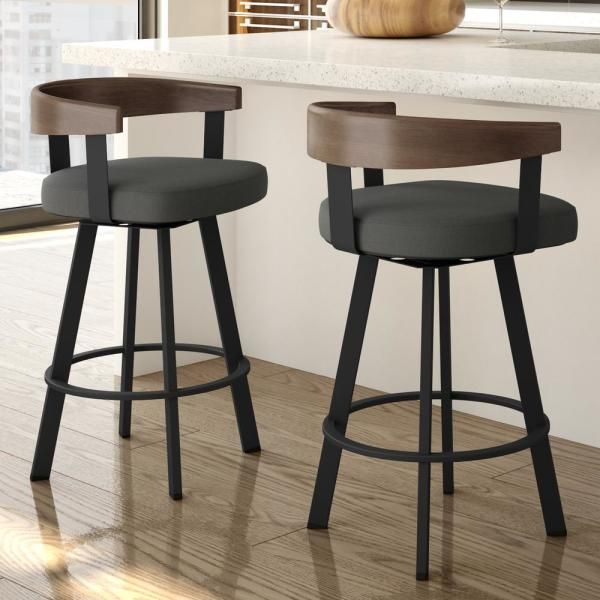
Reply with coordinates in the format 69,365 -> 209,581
0,226 -> 599,599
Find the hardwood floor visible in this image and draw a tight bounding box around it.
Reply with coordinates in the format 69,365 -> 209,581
0,226 -> 599,599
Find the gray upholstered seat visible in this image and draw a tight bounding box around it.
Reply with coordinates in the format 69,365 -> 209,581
42,157 -> 268,225
319,180 -> 577,260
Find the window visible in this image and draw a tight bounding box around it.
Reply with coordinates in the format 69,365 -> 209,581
29,13 -> 52,24
0,0 -> 139,229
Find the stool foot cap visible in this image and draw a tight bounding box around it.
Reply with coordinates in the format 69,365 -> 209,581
548,529 -> 567,537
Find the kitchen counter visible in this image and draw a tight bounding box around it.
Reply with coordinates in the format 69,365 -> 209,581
64,29 -> 600,447
64,28 -> 600,110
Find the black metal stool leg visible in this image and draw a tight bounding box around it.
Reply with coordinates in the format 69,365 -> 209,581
416,267 -> 435,581
157,228 -> 183,500
439,267 -> 454,495
495,256 -> 566,536
31,223 -> 97,481
119,227 -> 140,439
308,255 -> 378,529
199,217 -> 261,453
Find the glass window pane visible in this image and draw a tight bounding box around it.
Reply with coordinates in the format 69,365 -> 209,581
0,1 -> 137,213
466,0 -> 600,33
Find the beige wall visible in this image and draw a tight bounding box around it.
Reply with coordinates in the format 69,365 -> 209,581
168,0 -> 228,37
228,84 -> 600,448
116,4 -> 230,375
125,77 -> 600,447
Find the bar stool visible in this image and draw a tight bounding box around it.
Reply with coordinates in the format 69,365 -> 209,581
29,78 -> 267,500
306,102 -> 576,580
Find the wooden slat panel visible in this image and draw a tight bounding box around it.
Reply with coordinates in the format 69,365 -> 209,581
231,0 -> 309,16
230,14 -> 309,34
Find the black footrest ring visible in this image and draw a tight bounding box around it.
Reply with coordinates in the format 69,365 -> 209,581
322,390 -> 550,463
45,343 -> 250,401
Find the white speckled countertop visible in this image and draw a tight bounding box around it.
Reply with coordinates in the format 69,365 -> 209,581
63,28 -> 600,111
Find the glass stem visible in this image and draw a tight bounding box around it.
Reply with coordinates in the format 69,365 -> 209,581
499,5 -> 504,37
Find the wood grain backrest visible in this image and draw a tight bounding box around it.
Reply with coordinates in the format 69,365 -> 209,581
308,102 -> 561,169
31,77 -> 242,135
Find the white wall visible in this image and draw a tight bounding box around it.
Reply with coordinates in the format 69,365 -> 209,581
125,79 -> 600,448
114,2 -> 230,374
230,84 -> 600,448
168,0 -> 228,37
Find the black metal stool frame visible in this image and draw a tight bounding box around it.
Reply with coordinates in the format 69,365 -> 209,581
307,137 -> 567,580
30,109 -> 261,500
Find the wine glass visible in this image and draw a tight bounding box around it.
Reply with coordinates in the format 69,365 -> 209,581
491,0 -> 511,46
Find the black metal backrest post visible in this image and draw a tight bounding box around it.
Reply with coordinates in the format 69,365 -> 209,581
85,135 -> 112,225
515,155 -> 542,255
49,135 -> 70,173
363,168 -> 383,188
204,111 -> 225,160
327,164 -> 357,254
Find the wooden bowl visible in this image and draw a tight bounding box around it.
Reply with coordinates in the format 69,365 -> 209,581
326,0 -> 466,38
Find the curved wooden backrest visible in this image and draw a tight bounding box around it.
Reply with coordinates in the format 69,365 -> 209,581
308,102 -> 561,169
31,77 -> 242,135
